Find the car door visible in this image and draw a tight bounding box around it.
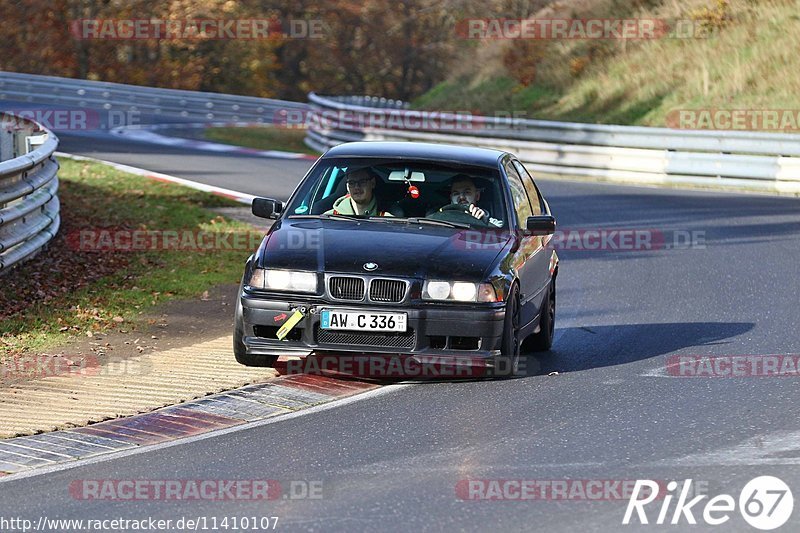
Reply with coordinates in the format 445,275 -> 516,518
512,159 -> 554,315
501,158 -> 540,329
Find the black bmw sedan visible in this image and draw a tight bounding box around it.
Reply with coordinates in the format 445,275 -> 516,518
234,141 -> 558,377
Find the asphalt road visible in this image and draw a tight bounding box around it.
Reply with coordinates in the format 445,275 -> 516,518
58,131 -> 312,200
2,117 -> 800,531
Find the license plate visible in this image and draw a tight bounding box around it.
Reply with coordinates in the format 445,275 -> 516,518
320,310 -> 407,332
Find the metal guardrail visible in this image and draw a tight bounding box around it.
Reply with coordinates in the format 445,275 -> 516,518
0,71 -> 308,124
306,93 -> 800,193
0,112 -> 60,274
0,71 -> 312,276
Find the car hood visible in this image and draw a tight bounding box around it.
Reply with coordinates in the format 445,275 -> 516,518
257,219 -> 511,280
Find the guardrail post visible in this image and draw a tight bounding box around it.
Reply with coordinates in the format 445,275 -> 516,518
0,128 -> 12,162
25,134 -> 48,154
12,124 -> 35,157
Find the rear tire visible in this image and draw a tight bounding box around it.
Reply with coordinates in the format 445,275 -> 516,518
525,280 -> 555,352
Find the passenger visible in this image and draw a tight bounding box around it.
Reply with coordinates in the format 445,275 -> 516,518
325,168 -> 392,216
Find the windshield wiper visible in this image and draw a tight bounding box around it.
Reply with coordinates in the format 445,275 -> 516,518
291,213 -> 367,221
403,217 -> 473,229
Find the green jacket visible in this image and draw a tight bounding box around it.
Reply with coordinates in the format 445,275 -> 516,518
327,194 -> 388,216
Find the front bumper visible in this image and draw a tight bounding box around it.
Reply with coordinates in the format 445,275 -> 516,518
240,290 -> 506,362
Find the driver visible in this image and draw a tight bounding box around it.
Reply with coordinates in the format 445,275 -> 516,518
433,175 -> 503,227
325,168 -> 392,216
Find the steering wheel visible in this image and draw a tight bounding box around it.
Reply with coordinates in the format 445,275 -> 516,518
431,203 -> 490,227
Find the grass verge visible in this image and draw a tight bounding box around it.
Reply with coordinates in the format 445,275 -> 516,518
0,159 -> 258,358
204,125 -> 318,155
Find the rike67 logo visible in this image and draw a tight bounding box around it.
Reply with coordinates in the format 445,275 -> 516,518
623,476 -> 793,530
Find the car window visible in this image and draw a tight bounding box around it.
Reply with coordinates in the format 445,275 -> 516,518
310,166 -> 347,207
503,160 -> 533,227
318,166 -> 346,200
513,159 -> 544,215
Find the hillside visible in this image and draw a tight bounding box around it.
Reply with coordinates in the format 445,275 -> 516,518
414,0 -> 800,128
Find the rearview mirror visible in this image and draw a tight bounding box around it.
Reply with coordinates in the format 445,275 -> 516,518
252,197 -> 283,219
526,215 -> 556,236
387,169 -> 426,182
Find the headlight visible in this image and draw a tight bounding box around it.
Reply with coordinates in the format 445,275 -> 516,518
248,268 -> 317,293
451,282 -> 477,301
266,270 -> 291,288
425,281 -> 451,300
423,281 -> 497,302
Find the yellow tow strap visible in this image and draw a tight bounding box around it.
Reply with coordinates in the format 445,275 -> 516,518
276,309 -> 305,340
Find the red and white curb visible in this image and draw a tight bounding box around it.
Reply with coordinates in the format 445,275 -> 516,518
110,123 -> 318,161
0,374 -> 381,477
55,152 -> 256,204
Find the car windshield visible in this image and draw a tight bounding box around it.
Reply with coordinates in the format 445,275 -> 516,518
284,157 -> 508,229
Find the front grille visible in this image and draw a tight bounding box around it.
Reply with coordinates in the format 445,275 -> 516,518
317,328 -> 416,349
329,276 -> 365,301
369,279 -> 406,303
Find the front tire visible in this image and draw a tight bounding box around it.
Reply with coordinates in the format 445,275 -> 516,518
525,280 -> 555,352
233,300 -> 278,368
498,284 -> 521,377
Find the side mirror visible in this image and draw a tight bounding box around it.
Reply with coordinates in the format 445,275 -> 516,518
252,197 -> 283,219
526,215 -> 556,236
